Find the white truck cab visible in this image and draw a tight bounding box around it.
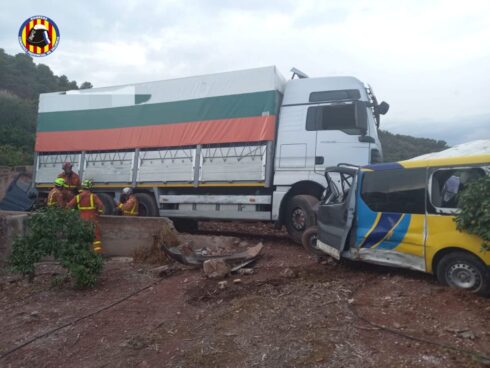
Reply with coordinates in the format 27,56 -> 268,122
272,74 -> 386,241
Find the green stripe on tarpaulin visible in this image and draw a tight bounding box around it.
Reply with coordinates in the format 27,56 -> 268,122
37,90 -> 279,132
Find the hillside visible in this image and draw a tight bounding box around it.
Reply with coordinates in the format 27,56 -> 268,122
0,50 -> 448,166
0,49 -> 91,166
378,130 -> 449,162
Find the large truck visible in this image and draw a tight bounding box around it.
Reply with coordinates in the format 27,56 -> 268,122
33,66 -> 389,242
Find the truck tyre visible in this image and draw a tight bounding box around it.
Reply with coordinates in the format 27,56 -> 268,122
436,251 -> 489,296
135,193 -> 159,217
285,194 -> 318,244
97,193 -> 116,215
172,218 -> 199,233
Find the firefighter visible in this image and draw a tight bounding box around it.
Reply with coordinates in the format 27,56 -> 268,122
116,187 -> 139,216
47,178 -> 66,208
57,161 -> 81,202
67,179 -> 105,254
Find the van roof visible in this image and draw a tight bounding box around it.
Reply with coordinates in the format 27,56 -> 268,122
363,154 -> 490,171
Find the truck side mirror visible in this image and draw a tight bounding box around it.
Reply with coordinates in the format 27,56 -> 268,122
374,101 -> 389,115
354,101 -> 368,133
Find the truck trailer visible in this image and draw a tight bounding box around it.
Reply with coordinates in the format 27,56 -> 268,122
33,66 -> 388,242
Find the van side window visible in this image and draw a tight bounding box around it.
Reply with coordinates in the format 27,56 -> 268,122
361,168 -> 426,214
306,104 -> 359,134
430,168 -> 485,211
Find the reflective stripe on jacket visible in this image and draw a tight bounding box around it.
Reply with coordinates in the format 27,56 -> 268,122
117,195 -> 138,216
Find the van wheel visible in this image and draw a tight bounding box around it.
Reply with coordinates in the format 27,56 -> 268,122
135,193 -> 159,217
97,193 -> 115,215
436,251 -> 489,296
285,195 -> 318,244
301,226 -> 325,258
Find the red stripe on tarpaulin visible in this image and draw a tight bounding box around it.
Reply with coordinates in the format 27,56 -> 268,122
35,115 -> 276,152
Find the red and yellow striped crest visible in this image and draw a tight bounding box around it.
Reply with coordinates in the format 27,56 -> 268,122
18,16 -> 60,57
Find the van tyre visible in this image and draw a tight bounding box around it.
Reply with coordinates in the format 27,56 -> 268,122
285,194 -> 318,244
301,226 -> 324,258
436,251 -> 489,296
135,193 -> 159,217
97,193 -> 115,215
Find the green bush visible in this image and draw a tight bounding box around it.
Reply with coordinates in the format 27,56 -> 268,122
455,175 -> 490,252
9,207 -> 103,288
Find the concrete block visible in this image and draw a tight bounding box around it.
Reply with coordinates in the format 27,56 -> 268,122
100,215 -> 178,257
0,211 -> 30,267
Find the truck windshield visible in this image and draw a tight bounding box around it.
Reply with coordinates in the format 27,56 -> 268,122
306,104 -> 359,133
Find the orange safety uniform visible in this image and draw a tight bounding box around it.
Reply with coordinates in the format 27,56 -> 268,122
57,171 -> 81,202
117,195 -> 139,216
47,187 -> 65,208
67,190 -> 105,254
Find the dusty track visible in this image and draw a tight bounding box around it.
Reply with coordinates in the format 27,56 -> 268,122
0,221 -> 489,367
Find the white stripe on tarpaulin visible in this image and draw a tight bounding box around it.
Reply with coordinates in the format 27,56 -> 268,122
38,66 -> 286,113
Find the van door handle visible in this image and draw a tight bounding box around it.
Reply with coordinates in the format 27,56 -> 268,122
315,156 -> 324,165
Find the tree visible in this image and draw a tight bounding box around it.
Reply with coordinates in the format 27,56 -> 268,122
455,176 -> 490,252
80,81 -> 93,89
378,130 -> 449,162
9,207 -> 104,288
0,49 -> 91,166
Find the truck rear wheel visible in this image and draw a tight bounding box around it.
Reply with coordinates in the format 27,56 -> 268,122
97,193 -> 116,215
285,194 -> 318,244
135,193 -> 159,217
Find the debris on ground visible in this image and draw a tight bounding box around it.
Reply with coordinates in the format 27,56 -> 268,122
150,264 -> 177,278
161,234 -> 264,269
236,268 -> 254,275
202,259 -> 230,279
280,267 -> 297,278
0,221 -> 489,368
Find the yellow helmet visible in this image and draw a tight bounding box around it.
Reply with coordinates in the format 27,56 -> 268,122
54,178 -> 65,187
81,179 -> 94,189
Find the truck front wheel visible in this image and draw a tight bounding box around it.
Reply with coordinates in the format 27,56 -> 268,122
285,194 -> 318,244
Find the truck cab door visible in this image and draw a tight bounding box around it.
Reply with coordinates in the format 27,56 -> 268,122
306,102 -> 370,172
316,168 -> 358,259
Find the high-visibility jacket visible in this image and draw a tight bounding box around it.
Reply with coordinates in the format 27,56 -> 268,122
67,190 -> 105,254
117,195 -> 139,216
47,187 -> 64,207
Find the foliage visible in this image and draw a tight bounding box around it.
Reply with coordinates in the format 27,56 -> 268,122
80,81 -> 93,89
378,130 -> 449,162
455,176 -> 490,251
9,207 -> 104,288
0,49 -> 89,166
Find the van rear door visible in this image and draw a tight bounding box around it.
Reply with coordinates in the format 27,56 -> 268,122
316,167 -> 358,259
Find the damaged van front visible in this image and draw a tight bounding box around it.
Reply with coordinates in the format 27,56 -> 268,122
307,155 -> 490,295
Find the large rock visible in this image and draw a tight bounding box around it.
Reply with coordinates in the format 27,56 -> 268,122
203,259 -> 230,279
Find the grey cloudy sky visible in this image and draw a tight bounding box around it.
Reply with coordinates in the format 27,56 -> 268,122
2,0 -> 490,144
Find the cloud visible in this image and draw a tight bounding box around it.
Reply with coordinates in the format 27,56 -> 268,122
1,0 -> 490,143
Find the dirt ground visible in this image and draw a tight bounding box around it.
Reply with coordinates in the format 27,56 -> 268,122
1,221 -> 489,368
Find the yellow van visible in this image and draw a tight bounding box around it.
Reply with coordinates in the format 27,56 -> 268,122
305,154 -> 490,295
